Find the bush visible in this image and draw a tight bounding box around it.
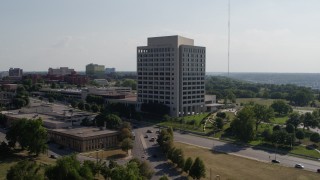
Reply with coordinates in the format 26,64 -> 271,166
310,133 -> 320,143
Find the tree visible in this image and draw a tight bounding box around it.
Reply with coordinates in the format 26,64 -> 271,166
45,154 -> 94,180
183,157 -> 193,173
215,117 -> 224,129
78,101 -> 85,110
286,112 -> 301,130
6,118 -> 48,156
271,130 -> 289,145
296,130 -> 305,143
110,161 -> 142,180
121,122 -> 132,130
310,133 -> 320,143
138,160 -> 154,179
301,112 -> 318,130
121,79 -> 137,90
273,125 -> 281,131
285,124 -> 295,134
7,160 -> 43,180
12,98 -> 27,108
253,104 -> 274,131
95,113 -> 122,130
231,107 -> 255,142
119,128 -> 132,141
84,103 -> 91,111
0,113 -> 7,127
216,112 -> 226,119
271,100 -> 292,116
91,104 -> 100,113
290,90 -> 314,106
121,138 -> 133,154
189,157 -> 206,179
106,114 -> 122,129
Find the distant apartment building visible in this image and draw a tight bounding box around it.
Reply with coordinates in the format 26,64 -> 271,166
48,67 -> 75,76
86,63 -> 105,78
0,71 -> 9,79
9,68 -> 23,77
137,35 -> 206,117
105,67 -> 116,74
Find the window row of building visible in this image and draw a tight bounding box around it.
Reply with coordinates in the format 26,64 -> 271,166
138,47 -> 174,53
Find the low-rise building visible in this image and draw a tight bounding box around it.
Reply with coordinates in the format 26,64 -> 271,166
48,67 -> 75,76
47,127 -> 119,152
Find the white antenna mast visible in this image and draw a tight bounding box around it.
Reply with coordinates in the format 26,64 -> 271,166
228,0 -> 231,76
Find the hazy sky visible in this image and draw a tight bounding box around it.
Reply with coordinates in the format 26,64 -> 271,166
1,0 -> 320,73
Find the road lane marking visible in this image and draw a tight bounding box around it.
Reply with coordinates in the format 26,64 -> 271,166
140,134 -> 147,150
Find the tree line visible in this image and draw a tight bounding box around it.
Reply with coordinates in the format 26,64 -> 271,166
205,76 -> 318,106
7,155 -> 154,180
230,102 -> 320,146
157,127 -> 206,179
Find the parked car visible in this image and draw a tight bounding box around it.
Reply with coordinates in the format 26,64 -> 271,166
271,160 -> 280,163
295,164 -> 304,169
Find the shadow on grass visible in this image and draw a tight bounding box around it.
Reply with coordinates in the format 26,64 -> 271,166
106,154 -> 127,160
251,143 -> 290,155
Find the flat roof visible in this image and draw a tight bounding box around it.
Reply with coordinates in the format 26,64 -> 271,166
49,127 -> 118,138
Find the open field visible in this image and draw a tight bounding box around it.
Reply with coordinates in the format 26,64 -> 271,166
236,98 -> 279,106
175,142 -> 320,180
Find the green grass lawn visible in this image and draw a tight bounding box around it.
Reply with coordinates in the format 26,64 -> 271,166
175,142 -> 320,180
236,98 -> 282,106
158,113 -> 209,133
290,145 -> 320,159
271,116 -> 288,125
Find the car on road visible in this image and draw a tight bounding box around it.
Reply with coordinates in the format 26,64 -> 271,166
294,164 -> 304,169
146,129 -> 153,133
271,160 -> 280,163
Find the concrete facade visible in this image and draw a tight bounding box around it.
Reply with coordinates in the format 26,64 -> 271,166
48,67 -> 75,76
137,35 -> 206,117
48,127 -> 119,152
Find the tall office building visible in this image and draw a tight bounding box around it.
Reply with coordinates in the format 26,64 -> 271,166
137,35 -> 206,117
86,63 -> 105,78
9,68 -> 23,77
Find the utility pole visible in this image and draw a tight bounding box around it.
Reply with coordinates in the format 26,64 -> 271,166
228,0 -> 231,76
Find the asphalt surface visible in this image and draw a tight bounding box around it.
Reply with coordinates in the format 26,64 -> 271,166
174,131 -> 320,172
132,124 -> 185,180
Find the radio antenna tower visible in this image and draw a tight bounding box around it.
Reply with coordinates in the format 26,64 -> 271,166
228,0 -> 231,76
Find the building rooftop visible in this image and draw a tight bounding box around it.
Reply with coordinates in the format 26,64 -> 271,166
49,127 -> 118,138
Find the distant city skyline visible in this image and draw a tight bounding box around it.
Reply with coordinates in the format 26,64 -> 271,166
1,0 -> 320,73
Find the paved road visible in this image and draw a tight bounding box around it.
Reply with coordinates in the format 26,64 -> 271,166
174,132 -> 320,172
132,124 -> 184,180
